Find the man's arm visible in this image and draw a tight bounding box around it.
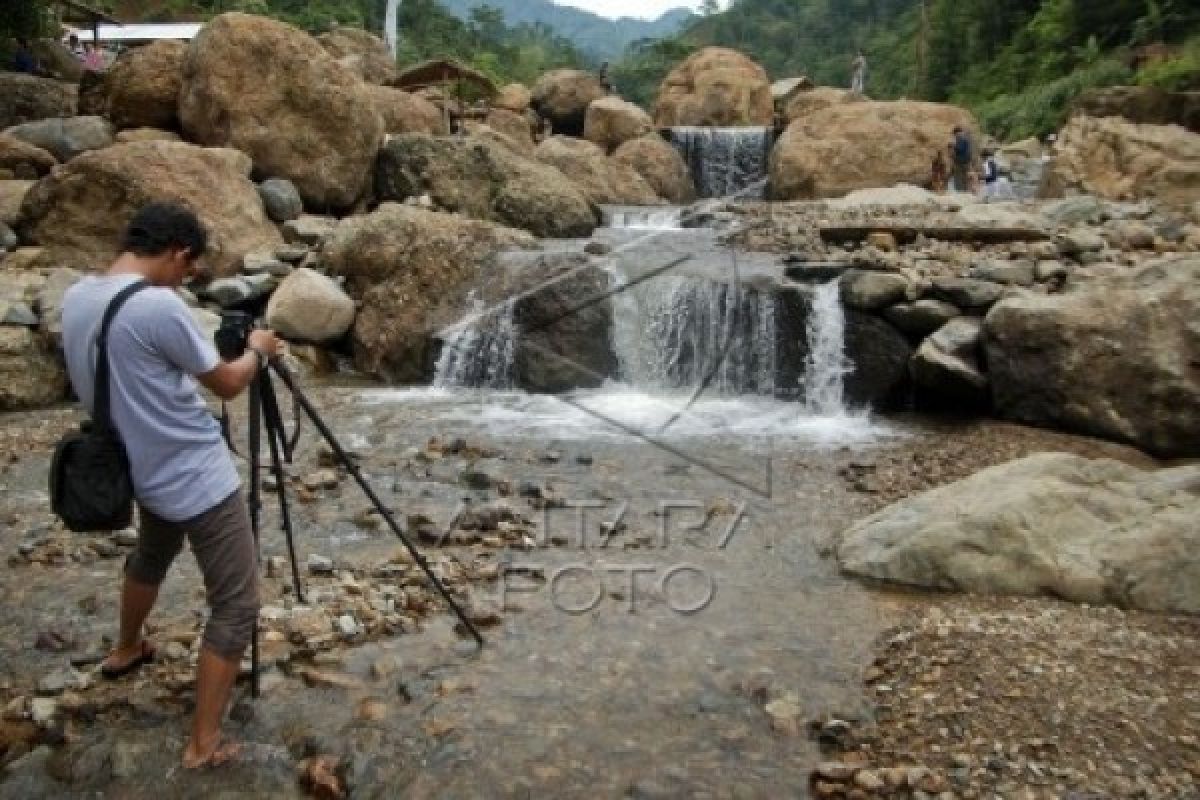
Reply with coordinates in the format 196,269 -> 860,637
196,330 -> 282,401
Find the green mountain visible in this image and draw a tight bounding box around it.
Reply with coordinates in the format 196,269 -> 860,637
438,0 -> 694,60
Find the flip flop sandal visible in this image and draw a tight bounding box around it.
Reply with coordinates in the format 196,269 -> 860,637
100,641 -> 156,680
182,738 -> 243,770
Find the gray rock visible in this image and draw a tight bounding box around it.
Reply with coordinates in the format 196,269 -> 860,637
2,301 -> 37,327
335,614 -> 359,637
3,115 -> 114,162
274,244 -> 310,263
911,317 -> 989,407
840,270 -> 910,311
282,214 -> 338,246
1040,195 -> 1105,226
257,178 -> 304,223
968,258 -> 1036,286
35,267 -> 82,346
930,277 -> 1007,309
242,250 -> 293,277
110,738 -> 145,780
843,311 -> 913,409
836,453 -> 1200,613
0,221 -> 16,251
307,554 -> 334,575
1034,260 -> 1069,283
242,271 -> 277,296
884,298 -> 961,336
1057,228 -> 1106,257
203,277 -> 254,308
29,697 -> 58,726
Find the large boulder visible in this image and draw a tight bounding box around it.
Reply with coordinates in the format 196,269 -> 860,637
836,453 -> 1200,613
3,116 -> 115,163
319,204 -> 534,381
363,85 -> 447,135
316,27 -> 397,85
0,134 -> 57,179
264,267 -> 355,342
653,47 -> 773,128
984,256 -> 1200,457
0,180 -> 34,227
782,87 -> 865,124
533,136 -> 660,206
770,101 -> 979,200
375,134 -> 598,238
584,96 -> 653,153
179,12 -> 385,211
495,83 -> 532,113
531,70 -> 607,137
18,140 -> 281,277
612,134 -> 696,205
479,108 -> 534,152
910,316 -> 989,408
0,74 -> 76,130
1072,86 -> 1200,132
103,39 -> 186,131
843,311 -> 913,408
1039,115 -> 1200,206
30,39 -> 82,82
0,327 -> 67,411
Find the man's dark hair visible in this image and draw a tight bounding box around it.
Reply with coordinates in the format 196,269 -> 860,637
121,202 -> 208,260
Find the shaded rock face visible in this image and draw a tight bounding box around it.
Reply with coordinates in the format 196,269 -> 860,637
782,87 -> 865,124
178,12 -> 385,211
836,453 -> 1200,614
1039,115 -> 1200,207
0,327 -> 67,411
3,116 -> 114,163
911,316 -> 989,410
320,204 -> 535,381
364,85 -> 447,136
654,47 -> 773,128
533,136 -> 660,206
30,39 -> 82,82
984,256 -> 1200,458
375,134 -> 598,239
0,74 -> 77,129
531,70 -> 607,137
103,40 -> 186,131
0,135 -> 57,180
1073,86 -> 1200,132
584,96 -> 654,153
612,134 -> 697,205
769,101 -> 979,201
0,180 -> 34,227
317,27 -> 397,85
480,108 -> 534,152
18,140 -> 281,277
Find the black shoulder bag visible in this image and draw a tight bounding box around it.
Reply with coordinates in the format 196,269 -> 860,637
49,280 -> 149,532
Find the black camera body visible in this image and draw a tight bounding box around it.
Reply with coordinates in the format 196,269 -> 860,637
214,311 -> 255,360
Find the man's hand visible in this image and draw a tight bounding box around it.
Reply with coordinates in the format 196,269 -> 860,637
247,329 -> 282,361
198,328 -> 283,401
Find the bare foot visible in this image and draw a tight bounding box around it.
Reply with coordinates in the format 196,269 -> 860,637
182,734 -> 242,769
100,639 -> 155,678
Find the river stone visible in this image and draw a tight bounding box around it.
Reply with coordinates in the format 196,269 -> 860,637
0,221 -> 16,252
36,268 -> 83,347
2,301 -> 37,327
283,215 -> 338,246
1056,228 -> 1106,258
836,453 -> 1200,613
103,39 -> 186,131
0,327 -> 67,411
0,135 -> 57,179
204,277 -> 253,308
984,255 -> 1200,457
533,136 -> 660,206
1034,259 -> 1069,283
967,258 -> 1035,286
840,271 -> 909,311
883,298 -> 960,336
612,134 -> 697,205
375,133 -> 597,239
3,116 -> 114,163
265,267 -> 355,343
911,317 -> 988,407
0,74 -> 77,129
930,277 -> 1007,310
584,95 -> 654,153
1040,195 -> 1105,227
258,178 -> 303,223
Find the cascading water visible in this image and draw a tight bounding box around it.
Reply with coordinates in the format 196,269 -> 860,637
668,127 -> 774,199
801,281 -> 853,415
601,206 -> 684,230
432,294 -> 516,389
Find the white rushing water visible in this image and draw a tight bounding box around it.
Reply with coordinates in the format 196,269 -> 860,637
802,281 -> 853,415
669,127 -> 774,199
431,294 -> 517,390
602,206 -> 684,230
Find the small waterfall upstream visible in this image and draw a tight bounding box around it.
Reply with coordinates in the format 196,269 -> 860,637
432,294 -> 517,389
801,281 -> 853,414
601,206 -> 684,230
669,127 -> 774,199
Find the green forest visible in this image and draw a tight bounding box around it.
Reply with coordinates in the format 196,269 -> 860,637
6,0 -> 1200,141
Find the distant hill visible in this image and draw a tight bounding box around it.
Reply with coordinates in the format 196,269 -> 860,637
439,0 -> 694,60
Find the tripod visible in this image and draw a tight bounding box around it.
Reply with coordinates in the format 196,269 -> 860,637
243,359 -> 485,697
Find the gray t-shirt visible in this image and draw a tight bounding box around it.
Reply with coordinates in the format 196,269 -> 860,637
62,274 -> 240,522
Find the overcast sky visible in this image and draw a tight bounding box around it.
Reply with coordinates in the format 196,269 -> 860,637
552,0 -> 728,20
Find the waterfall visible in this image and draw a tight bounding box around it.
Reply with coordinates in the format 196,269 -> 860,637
668,127 -> 774,199
432,295 -> 516,389
801,281 -> 852,414
608,268 -> 776,395
602,206 -> 684,230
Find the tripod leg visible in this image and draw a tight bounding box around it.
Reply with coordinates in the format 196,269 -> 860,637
269,361 -> 484,647
259,373 -> 305,604
247,378 -> 262,699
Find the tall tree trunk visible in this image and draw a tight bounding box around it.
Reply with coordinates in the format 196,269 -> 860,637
384,0 -> 399,58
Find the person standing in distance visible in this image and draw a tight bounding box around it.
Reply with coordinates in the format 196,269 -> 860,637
61,202 -> 281,769
851,50 -> 867,94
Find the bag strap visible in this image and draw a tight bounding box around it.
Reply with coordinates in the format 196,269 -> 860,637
93,279 -> 149,431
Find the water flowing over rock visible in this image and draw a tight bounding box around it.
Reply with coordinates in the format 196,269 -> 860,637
533,136 -> 660,205
102,40 -> 186,131
178,12 -> 384,211
654,47 -> 773,128
320,203 -> 534,381
800,281 -> 852,414
364,86 -> 447,136
317,27 -> 397,85
836,453 -> 1200,613
531,70 -> 607,137
0,74 -> 77,129
769,101 -> 980,200
18,140 -> 281,276
433,294 -> 517,390
670,127 -> 773,199
375,134 -> 598,238
1039,115 -> 1200,206
584,96 -> 654,153
612,135 -> 697,205
984,256 -> 1200,457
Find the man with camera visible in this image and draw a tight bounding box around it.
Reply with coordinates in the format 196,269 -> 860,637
61,202 -> 281,769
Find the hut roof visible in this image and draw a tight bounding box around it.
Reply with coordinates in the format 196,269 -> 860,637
392,59 -> 497,96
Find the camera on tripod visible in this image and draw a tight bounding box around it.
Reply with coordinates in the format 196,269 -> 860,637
214,310 -> 256,361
